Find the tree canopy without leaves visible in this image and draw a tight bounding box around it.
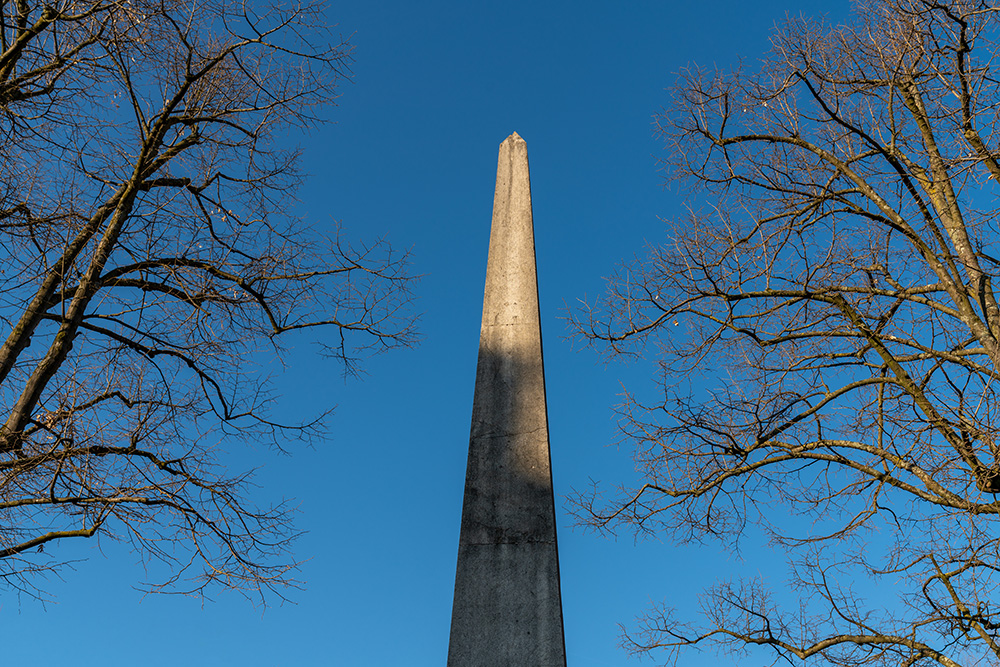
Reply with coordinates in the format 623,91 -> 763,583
0,0 -> 416,601
573,1 -> 1000,664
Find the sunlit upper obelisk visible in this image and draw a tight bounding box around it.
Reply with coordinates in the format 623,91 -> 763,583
447,132 -> 567,666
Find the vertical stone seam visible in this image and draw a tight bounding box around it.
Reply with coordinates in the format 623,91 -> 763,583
527,153 -> 569,664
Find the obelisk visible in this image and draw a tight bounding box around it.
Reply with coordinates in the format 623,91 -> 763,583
447,132 -> 567,666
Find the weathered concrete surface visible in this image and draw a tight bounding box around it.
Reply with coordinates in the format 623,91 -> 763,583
447,132 -> 567,666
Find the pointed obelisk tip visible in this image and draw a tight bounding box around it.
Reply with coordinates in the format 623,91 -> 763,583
503,131 -> 526,146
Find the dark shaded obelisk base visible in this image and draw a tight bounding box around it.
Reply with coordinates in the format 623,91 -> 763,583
447,133 -> 567,666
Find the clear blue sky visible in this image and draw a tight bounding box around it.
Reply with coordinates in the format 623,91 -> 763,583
7,1 -> 853,664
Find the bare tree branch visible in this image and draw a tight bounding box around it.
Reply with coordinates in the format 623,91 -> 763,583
572,1 -> 1000,664
0,0 -> 417,603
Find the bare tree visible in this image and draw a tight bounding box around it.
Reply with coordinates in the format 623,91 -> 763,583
0,0 -> 416,601
572,1 -> 1000,664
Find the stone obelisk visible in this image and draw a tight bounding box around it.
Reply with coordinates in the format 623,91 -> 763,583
447,132 -> 567,666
